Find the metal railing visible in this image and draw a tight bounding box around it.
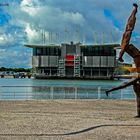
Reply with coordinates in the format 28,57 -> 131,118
0,85 -> 135,100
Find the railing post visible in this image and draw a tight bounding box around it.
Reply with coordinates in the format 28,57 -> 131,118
25,87 -> 27,100
14,90 -> 15,100
110,92 -> 112,99
75,87 -> 77,100
98,86 -> 101,99
0,86 -> 1,100
64,90 -> 66,99
50,87 -> 53,100
86,91 -> 88,99
121,89 -> 123,100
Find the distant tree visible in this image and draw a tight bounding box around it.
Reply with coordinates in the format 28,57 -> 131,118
0,67 -> 32,73
0,67 -> 6,71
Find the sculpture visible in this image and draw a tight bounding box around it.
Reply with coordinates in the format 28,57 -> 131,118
106,3 -> 140,117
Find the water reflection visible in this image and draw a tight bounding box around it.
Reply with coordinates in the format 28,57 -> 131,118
0,85 -> 135,100
31,86 -> 135,100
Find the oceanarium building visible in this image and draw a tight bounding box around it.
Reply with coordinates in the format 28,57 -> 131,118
25,42 -> 119,79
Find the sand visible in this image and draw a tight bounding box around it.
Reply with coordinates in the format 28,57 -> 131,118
0,100 -> 140,140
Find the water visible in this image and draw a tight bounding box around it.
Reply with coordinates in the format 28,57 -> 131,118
0,78 -> 135,100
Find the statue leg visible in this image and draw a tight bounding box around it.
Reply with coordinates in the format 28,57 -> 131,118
133,83 -> 140,117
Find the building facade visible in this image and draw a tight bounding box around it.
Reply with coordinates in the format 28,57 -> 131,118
25,42 -> 119,79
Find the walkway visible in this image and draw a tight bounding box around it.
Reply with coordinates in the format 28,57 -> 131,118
0,100 -> 140,140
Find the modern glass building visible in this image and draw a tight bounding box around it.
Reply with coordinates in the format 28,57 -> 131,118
25,42 -> 119,79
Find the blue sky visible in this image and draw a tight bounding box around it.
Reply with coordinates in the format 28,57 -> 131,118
0,0 -> 140,68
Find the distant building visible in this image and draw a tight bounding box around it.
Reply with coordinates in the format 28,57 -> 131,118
25,42 -> 119,79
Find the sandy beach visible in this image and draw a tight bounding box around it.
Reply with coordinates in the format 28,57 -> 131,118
0,100 -> 140,140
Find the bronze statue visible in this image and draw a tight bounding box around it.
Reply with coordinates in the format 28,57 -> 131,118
118,3 -> 138,62
106,3 -> 140,117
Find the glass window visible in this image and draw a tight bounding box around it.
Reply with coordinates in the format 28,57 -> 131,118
46,48 -> 50,55
33,47 -> 62,56
54,48 -> 57,55
92,68 -> 99,76
49,48 -> 53,55
111,49 -> 115,56
99,47 -> 104,55
103,48 -> 109,56
84,68 -> 91,76
43,48 -> 46,55
94,47 -> 99,56
66,45 -> 76,54
44,68 -> 50,75
33,48 -> 36,55
81,46 -> 116,56
36,48 -> 43,55
58,48 -> 61,56
100,68 -> 107,76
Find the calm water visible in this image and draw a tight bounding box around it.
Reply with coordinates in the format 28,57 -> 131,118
0,78 -> 135,100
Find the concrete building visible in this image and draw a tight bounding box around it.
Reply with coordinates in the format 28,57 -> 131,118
25,42 -> 119,79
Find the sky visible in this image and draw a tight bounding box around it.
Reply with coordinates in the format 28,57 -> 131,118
0,0 -> 140,68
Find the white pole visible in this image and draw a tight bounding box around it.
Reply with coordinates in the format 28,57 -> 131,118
102,32 -> 105,45
50,86 -> 53,100
121,89 -> 123,100
83,33 -> 86,44
110,31 -> 113,43
94,32 -> 97,44
98,86 -> 101,99
75,87 -> 77,100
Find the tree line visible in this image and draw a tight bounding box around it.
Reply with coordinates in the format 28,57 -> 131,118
0,67 -> 31,72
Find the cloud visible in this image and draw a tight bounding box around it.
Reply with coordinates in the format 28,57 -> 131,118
7,0 -> 86,44
0,33 -> 15,46
20,0 -> 41,16
0,47 -> 31,68
25,24 -> 40,43
0,0 -> 140,67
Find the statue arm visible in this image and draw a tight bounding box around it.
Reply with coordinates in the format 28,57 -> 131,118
106,78 -> 139,96
118,3 -> 138,62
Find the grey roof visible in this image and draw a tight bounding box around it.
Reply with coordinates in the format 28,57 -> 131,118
80,44 -> 120,48
24,43 -> 120,48
24,44 -> 60,48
